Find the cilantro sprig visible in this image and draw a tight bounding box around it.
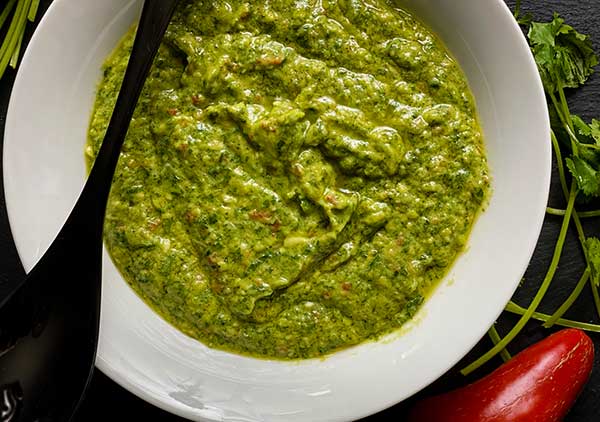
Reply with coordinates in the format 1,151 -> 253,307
463,7 -> 600,375
0,0 -> 40,80
529,14 -> 598,93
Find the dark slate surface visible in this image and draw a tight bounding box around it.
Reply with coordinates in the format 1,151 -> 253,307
0,1 -> 598,420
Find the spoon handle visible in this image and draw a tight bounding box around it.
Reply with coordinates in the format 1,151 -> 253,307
82,0 -> 179,218
0,0 -> 179,309
0,1 -> 178,421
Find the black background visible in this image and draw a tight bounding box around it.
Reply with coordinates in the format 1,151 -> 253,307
1,1 -> 599,420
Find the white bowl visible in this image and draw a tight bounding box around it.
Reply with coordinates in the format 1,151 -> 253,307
3,0 -> 550,421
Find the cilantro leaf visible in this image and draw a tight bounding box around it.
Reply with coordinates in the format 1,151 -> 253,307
572,115 -> 600,145
566,156 -> 600,197
568,115 -> 600,170
528,13 -> 598,93
591,119 -> 600,143
586,237 -> 600,286
572,114 -> 593,139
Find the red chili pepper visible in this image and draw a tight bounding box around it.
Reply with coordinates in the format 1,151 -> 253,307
408,328 -> 594,422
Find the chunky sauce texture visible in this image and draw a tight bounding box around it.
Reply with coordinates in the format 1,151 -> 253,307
87,0 -> 490,359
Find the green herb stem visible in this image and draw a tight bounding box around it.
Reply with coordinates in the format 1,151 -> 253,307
28,0 -> 39,22
570,216 -> 600,319
550,129 -> 600,319
0,0 -> 18,31
549,92 -> 565,127
506,301 -> 600,332
552,84 -> 578,156
9,26 -> 24,69
0,0 -> 32,78
0,0 -> 40,79
557,84 -> 576,133
487,325 -> 511,362
543,267 -> 590,328
551,130 -> 570,197
514,0 -> 521,19
549,91 -> 580,153
549,84 -> 600,322
551,130 -> 587,249
461,180 -> 577,375
546,207 -> 600,218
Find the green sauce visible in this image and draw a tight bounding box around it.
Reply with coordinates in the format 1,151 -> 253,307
86,0 -> 490,359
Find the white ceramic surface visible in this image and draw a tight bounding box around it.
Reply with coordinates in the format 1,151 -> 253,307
3,1 -> 550,421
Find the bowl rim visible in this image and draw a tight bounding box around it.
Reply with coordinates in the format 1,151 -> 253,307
3,0 -> 551,420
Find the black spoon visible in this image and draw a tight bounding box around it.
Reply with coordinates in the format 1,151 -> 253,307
0,1 -> 178,420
